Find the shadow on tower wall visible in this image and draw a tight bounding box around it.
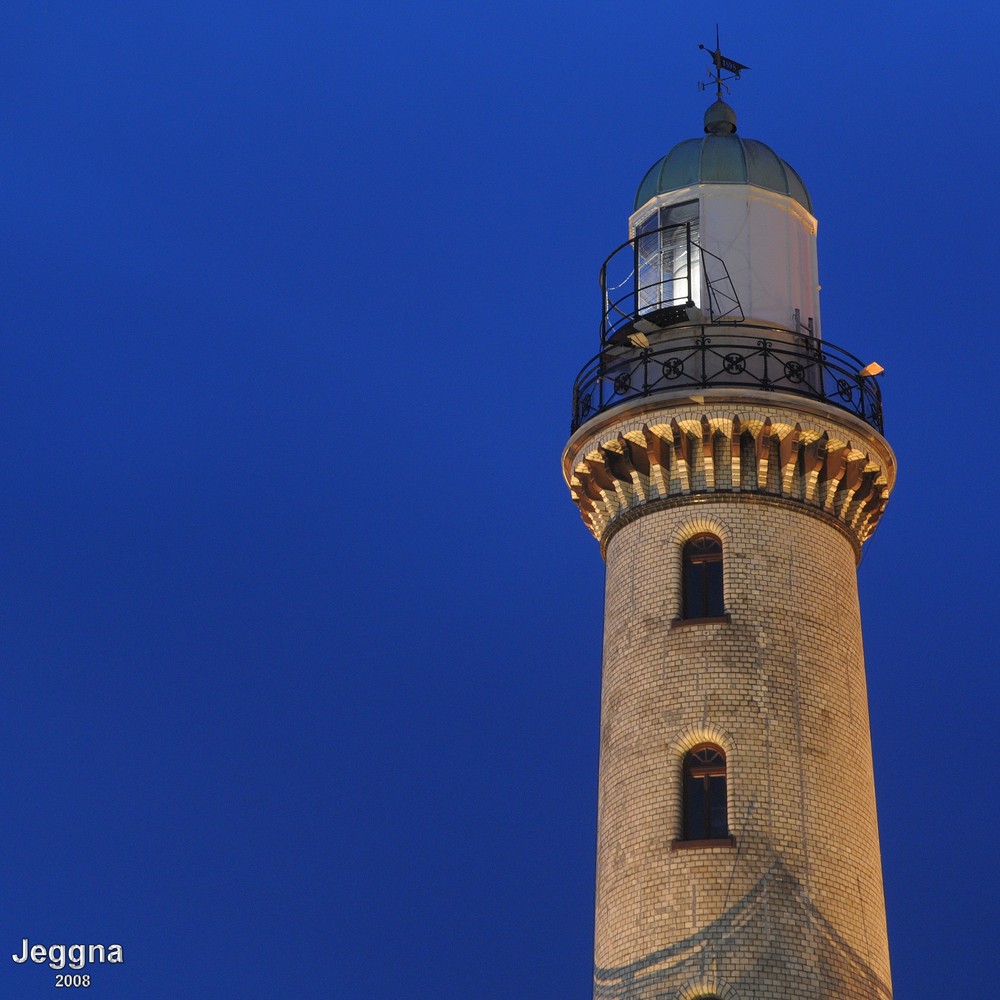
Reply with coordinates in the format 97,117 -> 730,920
594,857 -> 891,1000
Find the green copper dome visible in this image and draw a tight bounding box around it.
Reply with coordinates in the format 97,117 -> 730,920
634,108 -> 813,215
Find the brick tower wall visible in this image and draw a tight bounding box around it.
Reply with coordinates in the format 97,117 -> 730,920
593,496 -> 892,1000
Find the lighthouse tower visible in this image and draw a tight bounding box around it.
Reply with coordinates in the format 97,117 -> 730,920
562,53 -> 895,1000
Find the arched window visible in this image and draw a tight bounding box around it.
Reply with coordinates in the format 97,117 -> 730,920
682,534 -> 724,619
683,744 -> 728,840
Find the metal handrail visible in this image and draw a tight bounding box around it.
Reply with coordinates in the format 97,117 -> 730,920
599,222 -> 744,344
570,325 -> 884,434
601,222 -> 691,345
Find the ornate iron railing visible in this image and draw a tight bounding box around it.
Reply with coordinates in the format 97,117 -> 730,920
570,326 -> 884,433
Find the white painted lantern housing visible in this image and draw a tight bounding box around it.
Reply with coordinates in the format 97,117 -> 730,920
627,98 -> 820,342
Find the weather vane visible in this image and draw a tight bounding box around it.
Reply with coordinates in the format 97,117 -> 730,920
698,27 -> 749,100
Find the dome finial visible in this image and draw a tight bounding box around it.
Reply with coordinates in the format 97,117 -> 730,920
698,27 -> 748,134
704,98 -> 737,135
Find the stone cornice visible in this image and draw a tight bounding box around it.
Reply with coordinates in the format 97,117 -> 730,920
562,393 -> 895,553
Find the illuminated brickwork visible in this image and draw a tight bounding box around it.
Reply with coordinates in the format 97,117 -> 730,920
564,392 -> 896,1000
564,393 -> 895,550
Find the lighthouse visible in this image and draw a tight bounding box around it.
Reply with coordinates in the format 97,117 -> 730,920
562,48 -> 896,1000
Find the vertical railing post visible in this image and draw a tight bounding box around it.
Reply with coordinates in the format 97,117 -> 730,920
633,230 -> 640,324
816,337 -> 828,403
685,222 -> 692,307
601,264 -> 607,346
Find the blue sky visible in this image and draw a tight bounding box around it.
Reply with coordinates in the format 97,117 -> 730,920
0,2 -> 995,997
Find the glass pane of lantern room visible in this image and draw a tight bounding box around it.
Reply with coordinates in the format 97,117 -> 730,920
658,201 -> 700,309
636,214 -> 663,314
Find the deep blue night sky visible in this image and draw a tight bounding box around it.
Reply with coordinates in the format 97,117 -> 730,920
0,2 -> 995,997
